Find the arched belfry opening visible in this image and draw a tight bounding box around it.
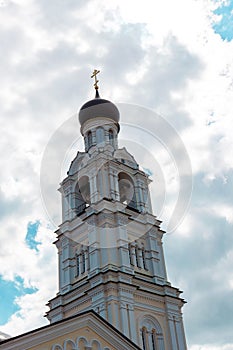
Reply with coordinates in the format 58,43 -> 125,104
74,176 -> 90,215
118,172 -> 138,210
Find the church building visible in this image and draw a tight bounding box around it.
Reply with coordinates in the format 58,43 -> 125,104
0,71 -> 187,350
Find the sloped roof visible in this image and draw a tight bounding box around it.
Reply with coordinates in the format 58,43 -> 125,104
0,310 -> 141,350
0,331 -> 11,342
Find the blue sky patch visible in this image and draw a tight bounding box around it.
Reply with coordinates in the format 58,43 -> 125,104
0,276 -> 38,325
25,221 -> 41,252
142,167 -> 153,176
213,1 -> 233,41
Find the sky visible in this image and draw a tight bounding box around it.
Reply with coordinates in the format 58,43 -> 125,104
0,0 -> 233,349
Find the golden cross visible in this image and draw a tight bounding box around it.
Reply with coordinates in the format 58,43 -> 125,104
91,69 -> 100,90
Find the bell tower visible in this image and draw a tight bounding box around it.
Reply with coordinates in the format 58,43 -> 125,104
46,71 -> 187,350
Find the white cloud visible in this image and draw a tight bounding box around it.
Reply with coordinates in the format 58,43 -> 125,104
0,0 -> 233,348
190,345 -> 233,350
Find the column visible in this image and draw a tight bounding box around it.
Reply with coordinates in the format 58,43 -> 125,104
141,247 -> 147,270
141,328 -> 148,350
137,246 -> 143,268
109,168 -> 115,199
148,331 -> 154,350
130,243 -> 137,266
85,248 -> 89,271
135,179 -> 145,212
113,170 -> 120,201
102,166 -> 109,198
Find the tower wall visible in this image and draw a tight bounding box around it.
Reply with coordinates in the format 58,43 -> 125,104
47,93 -> 187,350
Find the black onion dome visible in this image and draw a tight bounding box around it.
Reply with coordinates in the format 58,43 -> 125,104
79,91 -> 120,127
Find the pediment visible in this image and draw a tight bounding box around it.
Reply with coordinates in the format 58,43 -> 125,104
68,152 -> 89,176
0,311 -> 140,350
114,148 -> 138,168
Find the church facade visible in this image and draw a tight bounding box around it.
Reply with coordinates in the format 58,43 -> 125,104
0,72 -> 187,350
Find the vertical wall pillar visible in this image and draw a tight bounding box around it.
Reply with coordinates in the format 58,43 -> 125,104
118,244 -> 131,269
113,170 -> 120,201
128,304 -> 137,344
88,224 -> 101,276
113,302 -> 120,329
174,316 -> 187,350
99,303 -> 107,319
157,239 -> 168,281
59,237 -> 75,293
58,249 -> 62,290
102,166 -> 109,199
69,192 -> 76,220
135,180 -> 144,212
157,335 -> 165,350
107,302 -> 113,324
120,302 -> 129,337
168,314 -> 178,350
90,173 -> 98,203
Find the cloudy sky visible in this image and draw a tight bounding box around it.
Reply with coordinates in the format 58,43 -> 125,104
0,0 -> 233,349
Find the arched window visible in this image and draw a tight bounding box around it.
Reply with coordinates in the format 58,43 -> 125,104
76,337 -> 88,350
109,129 -> 114,146
96,127 -> 105,145
64,339 -> 76,350
91,339 -> 101,350
51,345 -> 63,350
140,316 -> 164,350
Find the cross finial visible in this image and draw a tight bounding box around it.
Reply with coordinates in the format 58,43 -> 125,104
91,69 -> 100,90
